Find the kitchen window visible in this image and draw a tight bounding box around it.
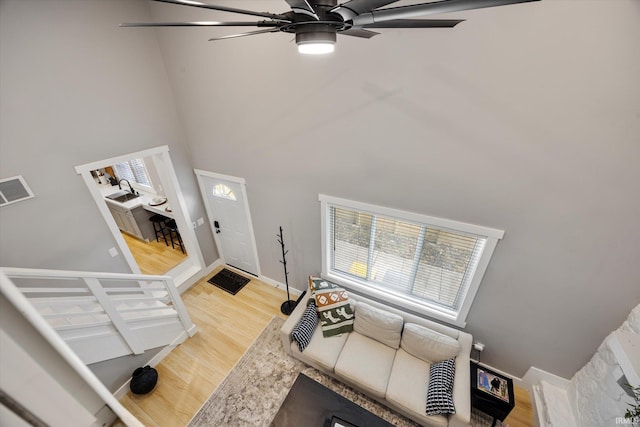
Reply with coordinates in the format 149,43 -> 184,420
319,194 -> 504,327
114,159 -> 152,190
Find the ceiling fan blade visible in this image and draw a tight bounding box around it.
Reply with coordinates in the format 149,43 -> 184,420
352,0 -> 540,26
362,19 -> 464,28
152,0 -> 290,22
284,0 -> 319,19
331,0 -> 401,21
340,28 -> 379,38
120,21 -> 280,28
208,28 -> 280,41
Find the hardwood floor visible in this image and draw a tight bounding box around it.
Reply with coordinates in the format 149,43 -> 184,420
121,232 -> 188,275
117,268 -> 535,426
506,385 -> 535,427
118,268 -> 288,426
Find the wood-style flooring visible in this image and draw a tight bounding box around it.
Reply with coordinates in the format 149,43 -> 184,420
122,232 -> 188,276
117,268 -> 534,427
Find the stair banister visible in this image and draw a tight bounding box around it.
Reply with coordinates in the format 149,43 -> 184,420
84,277 -> 145,355
0,266 -> 172,281
0,270 -> 144,427
1,267 -> 197,339
162,276 -> 197,336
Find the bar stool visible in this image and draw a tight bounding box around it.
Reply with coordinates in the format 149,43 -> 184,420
165,219 -> 185,254
149,214 -> 169,246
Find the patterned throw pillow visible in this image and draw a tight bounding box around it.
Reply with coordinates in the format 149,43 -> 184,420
425,358 -> 456,416
309,276 -> 354,337
291,300 -> 319,352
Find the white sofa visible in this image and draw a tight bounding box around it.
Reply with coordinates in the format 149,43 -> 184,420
280,292 -> 473,427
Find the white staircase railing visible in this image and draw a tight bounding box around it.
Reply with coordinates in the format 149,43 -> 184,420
1,267 -> 197,359
1,267 -> 178,427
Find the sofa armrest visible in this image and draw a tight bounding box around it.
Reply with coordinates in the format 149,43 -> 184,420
449,331 -> 472,427
279,298 -> 309,355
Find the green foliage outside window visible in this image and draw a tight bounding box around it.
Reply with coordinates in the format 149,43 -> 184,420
625,384 -> 640,422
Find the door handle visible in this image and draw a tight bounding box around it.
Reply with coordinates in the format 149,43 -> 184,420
214,220 -> 221,234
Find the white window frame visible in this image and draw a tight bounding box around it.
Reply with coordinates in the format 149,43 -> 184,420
319,194 -> 504,327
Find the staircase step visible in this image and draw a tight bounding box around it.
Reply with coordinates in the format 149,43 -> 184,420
64,319 -> 188,364
50,319 -> 112,331
5,267 -> 196,365
28,296 -> 98,304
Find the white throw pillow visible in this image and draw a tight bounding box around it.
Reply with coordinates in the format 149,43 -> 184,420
353,302 -> 404,349
401,323 -> 461,363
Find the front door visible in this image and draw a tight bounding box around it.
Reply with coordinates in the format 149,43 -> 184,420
196,171 -> 260,276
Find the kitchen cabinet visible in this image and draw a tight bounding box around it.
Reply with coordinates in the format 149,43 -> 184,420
106,202 -> 155,242
132,206 -> 156,242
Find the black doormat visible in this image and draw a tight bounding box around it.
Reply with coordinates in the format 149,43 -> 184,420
207,268 -> 251,295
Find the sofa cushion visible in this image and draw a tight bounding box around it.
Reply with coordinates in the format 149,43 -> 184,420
387,349 -> 449,427
290,301 -> 319,352
425,358 -> 456,416
334,332 -> 396,399
290,324 -> 349,372
309,277 -> 354,337
353,302 -> 404,349
401,323 -> 461,363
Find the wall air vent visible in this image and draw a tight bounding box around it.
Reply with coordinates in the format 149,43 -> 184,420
0,175 -> 35,207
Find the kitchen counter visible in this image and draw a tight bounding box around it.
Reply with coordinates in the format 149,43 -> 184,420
143,202 -> 174,219
97,183 -> 174,219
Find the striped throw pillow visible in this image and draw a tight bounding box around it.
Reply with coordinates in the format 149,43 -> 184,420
291,301 -> 318,352
425,358 -> 456,415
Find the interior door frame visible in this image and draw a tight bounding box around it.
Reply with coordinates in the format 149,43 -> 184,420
194,169 -> 261,277
75,145 -> 205,287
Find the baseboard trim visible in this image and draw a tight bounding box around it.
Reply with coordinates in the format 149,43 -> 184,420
258,274 -> 303,298
470,359 -> 525,388
202,258 -> 224,279
193,261 -> 303,299
92,404 -> 117,427
176,258 -> 224,294
521,366 -> 571,390
467,361 -> 571,393
112,330 -> 191,400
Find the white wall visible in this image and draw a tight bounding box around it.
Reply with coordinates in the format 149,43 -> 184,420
1,0 -> 638,382
0,0 -> 218,390
0,294 -> 103,423
0,0 -> 218,271
151,0 -> 640,379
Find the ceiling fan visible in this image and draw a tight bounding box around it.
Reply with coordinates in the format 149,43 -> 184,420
121,0 -> 539,55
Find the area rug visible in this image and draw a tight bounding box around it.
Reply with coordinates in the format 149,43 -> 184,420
207,268 -> 251,295
187,317 -> 506,427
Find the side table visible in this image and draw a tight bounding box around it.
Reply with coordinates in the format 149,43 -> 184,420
470,362 -> 515,427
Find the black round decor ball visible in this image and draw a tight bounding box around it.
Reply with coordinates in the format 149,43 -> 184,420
130,365 -> 158,394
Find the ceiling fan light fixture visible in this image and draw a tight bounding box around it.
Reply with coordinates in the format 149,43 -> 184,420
295,25 -> 337,55
297,41 -> 335,55
122,0 -> 542,55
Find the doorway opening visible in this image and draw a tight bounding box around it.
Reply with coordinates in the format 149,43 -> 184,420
75,146 -> 204,288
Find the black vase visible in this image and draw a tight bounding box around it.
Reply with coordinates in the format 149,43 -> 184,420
130,365 -> 158,394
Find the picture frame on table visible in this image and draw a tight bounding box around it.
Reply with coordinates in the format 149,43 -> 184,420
477,368 -> 510,402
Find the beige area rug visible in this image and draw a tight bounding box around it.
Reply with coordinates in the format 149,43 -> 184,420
187,316 -> 505,427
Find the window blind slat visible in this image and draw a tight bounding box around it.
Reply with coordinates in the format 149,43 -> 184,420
114,159 -> 152,188
330,205 -> 487,311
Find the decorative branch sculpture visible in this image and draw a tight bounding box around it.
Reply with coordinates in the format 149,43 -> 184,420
278,226 -> 297,315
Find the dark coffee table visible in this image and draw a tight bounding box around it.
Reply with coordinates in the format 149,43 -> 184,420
271,374 -> 394,427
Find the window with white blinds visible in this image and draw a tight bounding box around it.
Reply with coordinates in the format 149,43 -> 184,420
113,159 -> 152,189
320,195 -> 504,326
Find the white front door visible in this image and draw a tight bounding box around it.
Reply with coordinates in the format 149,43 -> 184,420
196,171 -> 260,276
